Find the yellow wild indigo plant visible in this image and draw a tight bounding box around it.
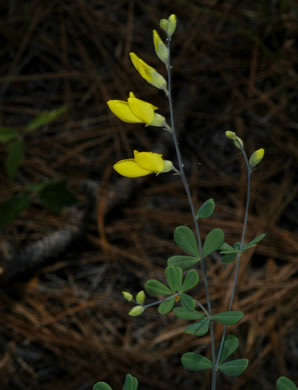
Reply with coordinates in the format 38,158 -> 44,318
93,13 -> 293,390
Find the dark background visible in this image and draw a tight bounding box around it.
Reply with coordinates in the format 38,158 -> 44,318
0,1 -> 297,390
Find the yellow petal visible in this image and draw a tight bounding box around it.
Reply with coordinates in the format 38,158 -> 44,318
129,52 -> 154,82
107,100 -> 141,123
113,158 -> 152,178
128,94 -> 157,124
134,150 -> 164,173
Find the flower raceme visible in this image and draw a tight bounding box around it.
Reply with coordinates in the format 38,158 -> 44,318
129,52 -> 168,94
107,92 -> 167,128
113,150 -> 176,178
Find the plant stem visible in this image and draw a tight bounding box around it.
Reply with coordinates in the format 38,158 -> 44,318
166,38 -> 217,390
215,149 -> 251,368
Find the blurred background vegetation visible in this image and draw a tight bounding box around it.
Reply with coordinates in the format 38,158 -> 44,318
0,1 -> 297,389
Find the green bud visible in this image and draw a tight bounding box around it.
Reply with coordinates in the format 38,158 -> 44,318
233,136 -> 244,150
225,130 -> 236,139
122,291 -> 133,302
128,305 -> 144,317
136,290 -> 146,304
167,14 -> 177,38
160,19 -> 169,32
153,30 -> 169,65
249,148 -> 265,168
160,14 -> 177,39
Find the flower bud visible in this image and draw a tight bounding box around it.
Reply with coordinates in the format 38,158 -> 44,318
225,130 -> 236,139
122,291 -> 133,302
167,14 -> 177,38
136,290 -> 146,304
233,136 -> 244,150
249,148 -> 265,168
129,305 -> 145,317
153,30 -> 169,65
160,19 -> 169,32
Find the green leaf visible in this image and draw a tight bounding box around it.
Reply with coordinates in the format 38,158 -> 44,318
158,297 -> 176,314
0,127 -> 20,142
93,382 -> 113,390
38,180 -> 77,213
276,376 -> 297,390
145,280 -> 172,296
24,105 -> 68,133
218,359 -> 248,376
218,335 -> 240,364
181,352 -> 212,371
196,198 -> 215,219
211,311 -> 244,325
173,307 -> 206,321
220,242 -> 234,251
248,233 -> 266,246
174,226 -> 199,256
5,139 -> 25,181
165,266 -> 183,292
184,318 -> 210,336
167,255 -> 200,270
123,374 -> 138,390
0,195 -> 31,229
203,228 -> 224,257
182,269 -> 200,292
221,254 -> 237,264
180,293 -> 196,311
242,233 -> 266,250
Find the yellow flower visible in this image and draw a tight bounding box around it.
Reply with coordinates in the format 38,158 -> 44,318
129,52 -> 168,94
153,30 -> 169,65
113,150 -> 175,178
107,92 -> 166,127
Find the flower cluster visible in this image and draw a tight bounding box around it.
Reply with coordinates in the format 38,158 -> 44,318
107,15 -> 177,178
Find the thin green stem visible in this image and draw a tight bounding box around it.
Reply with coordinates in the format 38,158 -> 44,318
215,149 -> 251,368
144,293 -> 179,309
166,37 -> 217,390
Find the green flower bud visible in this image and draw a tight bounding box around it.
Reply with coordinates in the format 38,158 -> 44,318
233,136 -> 244,150
136,290 -> 146,304
249,148 -> 265,168
160,19 -> 169,32
122,291 -> 133,302
167,14 -> 177,38
225,130 -> 236,139
160,14 -> 177,39
129,305 -> 145,316
153,30 -> 169,65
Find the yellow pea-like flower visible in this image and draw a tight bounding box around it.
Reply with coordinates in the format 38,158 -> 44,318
113,150 -> 175,178
129,52 -> 168,94
107,92 -> 167,127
